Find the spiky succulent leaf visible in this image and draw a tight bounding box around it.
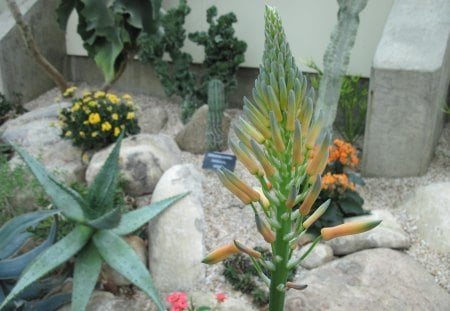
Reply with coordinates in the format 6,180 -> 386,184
12,145 -> 86,222
92,230 -> 164,311
0,220 -> 57,279
0,210 -> 59,259
84,207 -> 121,230
72,242 -> 102,311
0,225 -> 93,310
111,192 -> 188,236
87,135 -> 122,219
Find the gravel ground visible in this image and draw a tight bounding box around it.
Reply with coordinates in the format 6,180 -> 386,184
24,86 -> 450,296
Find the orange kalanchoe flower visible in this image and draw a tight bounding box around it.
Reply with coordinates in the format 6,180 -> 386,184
321,220 -> 382,241
322,172 -> 355,193
328,139 -> 359,168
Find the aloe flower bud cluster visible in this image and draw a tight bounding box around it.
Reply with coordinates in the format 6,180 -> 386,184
202,6 -> 381,311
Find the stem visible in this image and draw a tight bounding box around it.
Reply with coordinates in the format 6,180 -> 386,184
6,0 -> 69,93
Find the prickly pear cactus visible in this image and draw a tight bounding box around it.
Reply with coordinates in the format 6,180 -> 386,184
206,79 -> 226,151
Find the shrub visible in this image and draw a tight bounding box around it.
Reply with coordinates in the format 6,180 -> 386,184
0,92 -> 13,125
58,89 -> 140,150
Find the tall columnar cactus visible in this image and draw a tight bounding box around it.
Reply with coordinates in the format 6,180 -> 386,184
206,79 -> 226,151
202,6 -> 380,311
316,0 -> 369,132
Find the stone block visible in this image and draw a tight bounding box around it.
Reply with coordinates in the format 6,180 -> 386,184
362,0 -> 450,177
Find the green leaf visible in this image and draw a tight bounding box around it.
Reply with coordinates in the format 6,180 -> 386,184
56,0 -> 77,30
0,220 -> 57,279
114,0 -> 160,33
0,225 -> 93,310
85,207 -> 121,230
197,307 -> 212,311
93,39 -> 124,83
87,136 -> 123,217
72,242 -> 102,311
111,192 -> 188,236
12,145 -> 86,222
92,230 -> 164,311
0,210 -> 59,258
338,191 -> 366,216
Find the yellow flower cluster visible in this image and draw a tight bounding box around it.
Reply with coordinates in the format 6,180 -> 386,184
322,172 -> 356,193
328,139 -> 359,168
63,86 -> 77,98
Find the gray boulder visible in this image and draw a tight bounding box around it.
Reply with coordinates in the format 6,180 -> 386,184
86,134 -> 181,196
1,102 -> 85,183
298,243 -> 334,269
148,164 -> 206,293
400,182 -> 450,254
139,104 -> 168,134
175,105 -> 231,154
327,209 -> 410,255
189,291 -> 258,311
285,248 -> 450,311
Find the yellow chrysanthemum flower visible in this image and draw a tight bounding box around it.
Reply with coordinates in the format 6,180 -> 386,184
65,130 -> 72,137
82,91 -> 92,97
88,101 -> 98,108
101,122 -> 112,132
83,96 -> 92,103
91,131 -> 99,137
112,113 -> 119,120
106,94 -> 120,104
88,113 -> 101,124
79,131 -> 85,137
114,127 -> 121,137
122,94 -> 132,100
126,112 -> 135,120
107,106 -> 113,112
71,102 -> 81,112
94,91 -> 106,98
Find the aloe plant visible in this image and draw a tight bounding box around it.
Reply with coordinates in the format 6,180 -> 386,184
0,135 -> 187,311
202,7 -> 381,310
0,211 -> 71,311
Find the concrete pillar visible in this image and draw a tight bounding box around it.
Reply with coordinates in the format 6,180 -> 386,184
362,0 -> 450,177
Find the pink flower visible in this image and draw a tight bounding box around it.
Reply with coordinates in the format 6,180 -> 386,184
215,293 -> 227,303
166,292 -> 189,311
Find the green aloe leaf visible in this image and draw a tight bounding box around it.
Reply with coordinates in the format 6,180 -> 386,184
92,230 -> 164,311
87,135 -> 122,218
0,210 -> 59,258
0,232 -> 32,260
111,192 -> 188,236
12,145 -> 86,222
72,242 -> 102,311
0,225 -> 94,310
85,208 -> 121,230
0,220 -> 57,279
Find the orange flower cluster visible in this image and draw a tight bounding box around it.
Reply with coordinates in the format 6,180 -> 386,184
322,172 -> 355,193
328,139 -> 359,168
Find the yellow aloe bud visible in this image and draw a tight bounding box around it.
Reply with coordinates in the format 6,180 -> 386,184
202,242 -> 240,264
300,98 -> 313,137
269,112 -> 285,153
220,168 -> 260,202
234,124 -> 252,150
292,120 -> 304,166
243,106 -> 272,139
217,169 -> 252,204
286,282 -> 308,291
233,240 -> 262,259
321,220 -> 382,241
243,96 -> 270,127
285,184 -> 297,209
240,117 -> 266,144
230,140 -> 264,177
253,187 -> 270,210
306,132 -> 331,175
267,85 -> 283,122
306,113 -> 323,149
251,140 -> 276,178
285,90 -> 296,131
255,213 -> 276,243
303,199 -> 331,229
299,175 -> 322,216
279,77 -> 288,110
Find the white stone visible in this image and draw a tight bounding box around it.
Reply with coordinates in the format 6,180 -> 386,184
298,243 -> 334,269
189,291 -> 258,311
148,164 -> 206,293
86,133 -> 181,196
400,182 -> 450,254
285,248 -> 450,310
327,209 -> 410,255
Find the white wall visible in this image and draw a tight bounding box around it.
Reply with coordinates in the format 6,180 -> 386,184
66,0 -> 394,77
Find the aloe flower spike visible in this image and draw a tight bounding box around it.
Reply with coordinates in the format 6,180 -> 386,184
299,175 -> 322,216
269,111 -> 285,153
321,220 -> 382,241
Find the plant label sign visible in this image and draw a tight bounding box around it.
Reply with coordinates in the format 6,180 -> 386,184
202,152 -> 236,171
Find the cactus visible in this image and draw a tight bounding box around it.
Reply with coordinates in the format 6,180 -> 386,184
316,0 -> 369,132
206,79 -> 227,151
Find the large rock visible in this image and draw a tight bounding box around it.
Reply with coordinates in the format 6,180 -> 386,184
400,182 -> 450,254
1,102 -> 85,183
327,209 -> 410,255
175,105 -> 231,154
148,164 -> 205,293
139,104 -> 168,134
298,243 -> 334,269
285,248 -> 450,310
86,134 -> 181,196
189,291 -> 258,311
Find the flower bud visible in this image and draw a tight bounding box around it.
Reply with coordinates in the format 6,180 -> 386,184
286,282 -> 308,291
251,139 -> 276,178
303,199 -> 331,229
300,98 -> 313,138
243,96 -> 270,127
321,220 -> 382,241
240,117 -> 266,144
230,140 -> 263,177
306,113 -> 323,149
269,112 -> 285,153
285,184 -> 297,209
253,187 -> 270,210
279,77 -> 288,110
255,214 -> 276,243
299,175 -> 322,216
267,86 -> 283,122
220,168 -> 260,202
234,123 -> 252,150
243,106 -> 272,139
202,242 -> 240,264
217,169 -> 252,204
233,240 -> 262,259
307,132 -> 331,175
292,120 -> 304,166
285,90 -> 296,131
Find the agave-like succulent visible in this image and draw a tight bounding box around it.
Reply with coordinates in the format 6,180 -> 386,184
0,135 -> 186,311
202,6 -> 381,311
